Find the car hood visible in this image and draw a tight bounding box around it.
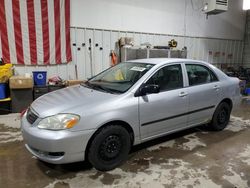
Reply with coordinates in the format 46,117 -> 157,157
31,85 -> 117,118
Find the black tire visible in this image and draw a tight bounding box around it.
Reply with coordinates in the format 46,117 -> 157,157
210,102 -> 231,131
87,125 -> 131,171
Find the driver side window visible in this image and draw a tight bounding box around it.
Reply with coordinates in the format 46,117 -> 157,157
146,64 -> 183,91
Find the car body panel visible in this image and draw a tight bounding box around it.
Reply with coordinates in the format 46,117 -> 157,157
186,82 -> 220,126
139,87 -> 189,140
21,114 -> 95,163
21,58 -> 241,164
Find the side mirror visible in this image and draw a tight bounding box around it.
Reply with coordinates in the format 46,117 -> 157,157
135,84 -> 160,97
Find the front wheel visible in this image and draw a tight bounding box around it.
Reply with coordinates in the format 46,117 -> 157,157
210,102 -> 231,131
87,125 -> 131,171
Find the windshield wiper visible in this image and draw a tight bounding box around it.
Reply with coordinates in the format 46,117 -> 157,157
82,81 -> 118,94
81,81 -> 93,89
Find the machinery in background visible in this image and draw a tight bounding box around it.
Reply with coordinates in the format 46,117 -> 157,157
119,37 -> 187,62
204,0 -> 228,15
168,39 -> 178,48
224,66 -> 250,95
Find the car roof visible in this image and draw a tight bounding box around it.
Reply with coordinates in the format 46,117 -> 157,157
126,58 -> 204,65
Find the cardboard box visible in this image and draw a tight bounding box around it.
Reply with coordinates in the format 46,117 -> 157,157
9,76 -> 33,89
66,80 -> 85,86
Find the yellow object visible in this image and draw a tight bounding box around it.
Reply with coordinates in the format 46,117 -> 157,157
0,64 -> 13,83
115,69 -> 125,80
66,80 -> 85,86
0,97 -> 11,102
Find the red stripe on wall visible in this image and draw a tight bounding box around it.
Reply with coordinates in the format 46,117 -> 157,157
54,0 -> 61,64
12,0 -> 24,65
0,0 -> 10,63
41,0 -> 50,65
27,0 -> 37,65
65,0 -> 72,62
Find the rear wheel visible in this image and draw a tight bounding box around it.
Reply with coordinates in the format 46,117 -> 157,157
88,125 -> 131,171
210,102 -> 231,131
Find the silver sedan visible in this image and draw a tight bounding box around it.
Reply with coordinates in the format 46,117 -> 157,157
21,58 -> 241,171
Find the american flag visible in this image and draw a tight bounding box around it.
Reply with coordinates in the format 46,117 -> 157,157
0,0 -> 72,65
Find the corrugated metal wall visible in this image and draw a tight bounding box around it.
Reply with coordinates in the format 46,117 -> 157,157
15,27 -> 244,80
243,10 -> 250,68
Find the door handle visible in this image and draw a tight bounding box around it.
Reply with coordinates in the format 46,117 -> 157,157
213,85 -> 220,90
179,92 -> 188,97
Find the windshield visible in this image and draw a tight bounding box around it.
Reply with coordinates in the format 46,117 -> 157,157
83,62 -> 154,94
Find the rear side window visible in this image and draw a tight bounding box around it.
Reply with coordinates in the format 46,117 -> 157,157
146,64 -> 183,91
186,64 -> 218,86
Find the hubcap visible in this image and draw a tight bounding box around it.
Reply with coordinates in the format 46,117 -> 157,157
99,135 -> 122,161
218,108 -> 227,124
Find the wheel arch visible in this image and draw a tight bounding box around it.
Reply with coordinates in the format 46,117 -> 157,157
220,98 -> 233,110
84,120 -> 134,161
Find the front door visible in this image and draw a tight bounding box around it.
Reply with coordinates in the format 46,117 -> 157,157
139,64 -> 189,140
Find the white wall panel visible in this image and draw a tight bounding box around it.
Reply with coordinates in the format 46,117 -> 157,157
85,29 -> 94,79
147,34 -> 154,47
126,32 -> 134,40
71,0 -> 245,40
140,34 -> 148,45
93,30 -> 103,75
103,31 -> 111,69
15,27 -> 244,80
75,28 -> 87,79
69,28 -> 77,80
134,33 -> 141,46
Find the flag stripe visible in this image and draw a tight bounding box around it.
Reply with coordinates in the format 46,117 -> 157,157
60,0 -> 66,63
20,0 -> 31,65
5,0 -> 17,64
48,0 -> 55,64
0,0 -> 10,63
0,35 -> 2,59
27,0 -> 37,65
41,0 -> 50,65
54,0 -> 61,64
65,0 -> 72,62
12,0 -> 24,65
34,0 -> 43,65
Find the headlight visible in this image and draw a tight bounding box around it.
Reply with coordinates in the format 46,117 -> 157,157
37,114 -> 80,130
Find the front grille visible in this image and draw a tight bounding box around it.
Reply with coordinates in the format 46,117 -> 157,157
26,108 -> 38,124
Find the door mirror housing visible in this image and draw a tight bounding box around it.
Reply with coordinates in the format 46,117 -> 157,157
135,84 -> 160,97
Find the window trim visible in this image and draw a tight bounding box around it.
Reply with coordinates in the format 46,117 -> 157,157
185,63 -> 219,87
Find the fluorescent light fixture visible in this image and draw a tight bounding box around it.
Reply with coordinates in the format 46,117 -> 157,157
243,0 -> 250,10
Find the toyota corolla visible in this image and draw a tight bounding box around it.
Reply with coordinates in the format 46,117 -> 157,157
21,58 -> 241,171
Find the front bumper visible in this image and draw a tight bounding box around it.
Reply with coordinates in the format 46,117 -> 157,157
21,114 -> 96,164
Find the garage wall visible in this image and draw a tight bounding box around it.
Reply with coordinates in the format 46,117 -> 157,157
15,27 -> 244,80
14,0 -> 246,80
243,11 -> 250,68
71,0 -> 245,40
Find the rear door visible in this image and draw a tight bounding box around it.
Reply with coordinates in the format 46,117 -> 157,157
185,63 -> 221,127
139,63 -> 189,140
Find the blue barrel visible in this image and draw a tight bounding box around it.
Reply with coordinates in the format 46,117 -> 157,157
0,83 -> 7,99
33,71 -> 47,86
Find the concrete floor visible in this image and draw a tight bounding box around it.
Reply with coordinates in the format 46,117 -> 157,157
0,99 -> 250,188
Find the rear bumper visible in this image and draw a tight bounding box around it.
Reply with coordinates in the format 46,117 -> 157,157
232,95 -> 242,112
21,114 -> 96,164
